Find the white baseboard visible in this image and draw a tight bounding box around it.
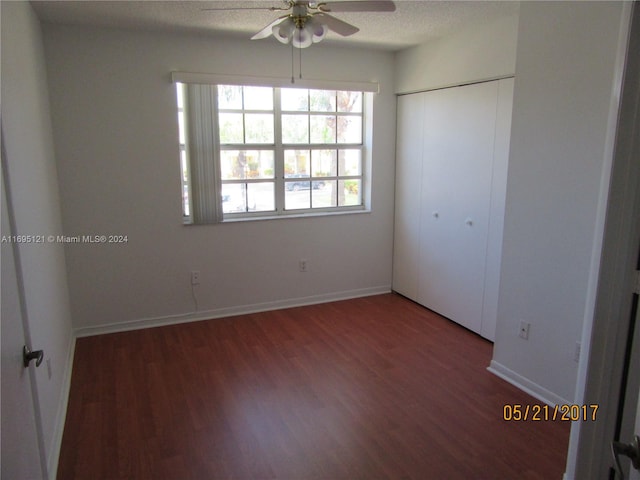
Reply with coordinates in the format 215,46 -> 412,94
74,286 -> 391,338
48,333 -> 76,479
488,360 -> 571,407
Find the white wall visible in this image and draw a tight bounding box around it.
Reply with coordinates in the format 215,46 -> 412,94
393,1 -> 628,407
490,1 -> 627,404
41,25 -> 397,334
394,13 -> 519,94
1,2 -> 74,476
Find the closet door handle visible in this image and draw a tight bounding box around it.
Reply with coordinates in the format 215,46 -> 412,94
465,218 -> 473,226
432,212 -> 439,219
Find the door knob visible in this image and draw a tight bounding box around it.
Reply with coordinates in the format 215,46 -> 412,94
23,345 -> 44,368
612,435 -> 640,477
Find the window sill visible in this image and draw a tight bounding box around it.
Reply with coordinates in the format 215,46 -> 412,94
184,207 -> 371,225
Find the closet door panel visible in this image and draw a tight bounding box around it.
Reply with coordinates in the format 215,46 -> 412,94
481,78 -> 514,340
392,93 -> 425,300
418,88 -> 461,321
418,82 -> 499,333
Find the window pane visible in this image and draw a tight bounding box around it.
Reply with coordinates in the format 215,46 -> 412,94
177,111 -> 186,144
219,113 -> 243,143
220,151 -> 244,180
310,90 -> 336,112
312,180 -> 336,208
337,91 -> 362,113
310,115 -> 336,143
247,182 -> 275,212
339,179 -> 361,206
218,85 -> 243,109
221,150 -> 274,180
281,88 -> 308,111
284,150 -> 310,177
338,149 -> 362,176
245,114 -> 274,143
243,86 -> 273,110
222,182 -> 275,213
282,114 -> 309,143
176,83 -> 185,109
337,116 -> 362,144
221,183 -> 247,213
180,150 -> 190,217
311,150 -> 337,177
183,184 -> 190,217
247,151 -> 275,179
285,182 -> 311,209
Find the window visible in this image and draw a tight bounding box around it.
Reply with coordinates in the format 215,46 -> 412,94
176,83 -> 366,223
176,85 -> 190,219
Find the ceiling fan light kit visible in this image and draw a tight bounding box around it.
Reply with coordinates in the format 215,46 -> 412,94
273,14 -> 327,48
242,0 -> 396,49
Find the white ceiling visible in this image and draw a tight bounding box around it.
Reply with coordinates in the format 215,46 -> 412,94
31,0 -> 519,51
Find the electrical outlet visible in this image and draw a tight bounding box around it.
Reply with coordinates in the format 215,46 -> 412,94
519,321 -> 530,340
299,259 -> 308,272
574,342 -> 581,362
191,271 -> 200,285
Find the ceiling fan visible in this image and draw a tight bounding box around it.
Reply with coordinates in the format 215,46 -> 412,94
204,1 -> 396,48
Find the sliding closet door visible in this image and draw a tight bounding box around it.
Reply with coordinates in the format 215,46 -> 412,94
393,78 -> 513,340
392,93 -> 425,300
481,78 -> 514,340
417,81 -> 499,334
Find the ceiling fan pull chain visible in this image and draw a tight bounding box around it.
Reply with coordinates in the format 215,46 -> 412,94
299,44 -> 303,79
291,41 -> 295,83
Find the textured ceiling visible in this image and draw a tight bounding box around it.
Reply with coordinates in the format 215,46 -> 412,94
31,0 -> 519,51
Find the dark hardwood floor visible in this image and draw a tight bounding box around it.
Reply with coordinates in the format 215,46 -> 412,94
58,293 -> 570,479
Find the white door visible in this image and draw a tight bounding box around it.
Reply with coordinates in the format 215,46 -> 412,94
480,78 -> 514,340
617,271 -> 640,480
1,142 -> 46,479
632,402 -> 640,480
418,81 -> 498,334
393,93 -> 425,300
612,4 -> 640,475
630,325 -> 640,480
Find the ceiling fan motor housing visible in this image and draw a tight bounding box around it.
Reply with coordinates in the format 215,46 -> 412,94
274,3 -> 327,48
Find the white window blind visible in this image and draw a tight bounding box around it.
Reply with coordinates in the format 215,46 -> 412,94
183,84 -> 223,224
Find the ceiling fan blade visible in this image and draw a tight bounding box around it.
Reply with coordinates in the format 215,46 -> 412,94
313,12 -> 359,36
251,15 -> 289,40
202,7 -> 279,11
202,2 -> 290,12
317,1 -> 396,13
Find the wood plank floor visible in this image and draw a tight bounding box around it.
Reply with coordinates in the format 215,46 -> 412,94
58,293 -> 570,479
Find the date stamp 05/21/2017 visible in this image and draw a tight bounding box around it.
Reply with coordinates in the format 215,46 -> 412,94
503,404 -> 599,422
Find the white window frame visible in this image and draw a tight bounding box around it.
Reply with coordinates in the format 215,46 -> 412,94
173,72 -> 376,224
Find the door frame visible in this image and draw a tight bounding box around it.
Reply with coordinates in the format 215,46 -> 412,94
567,2 -> 640,478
